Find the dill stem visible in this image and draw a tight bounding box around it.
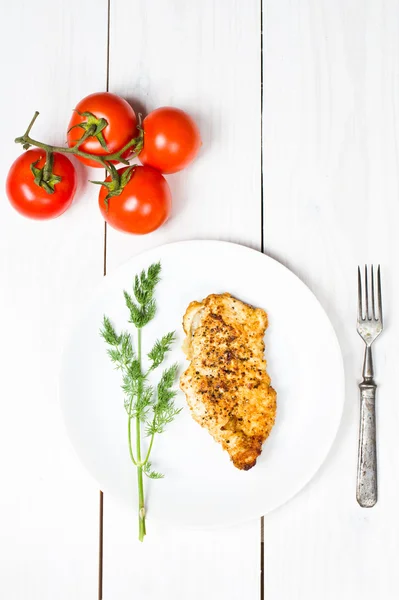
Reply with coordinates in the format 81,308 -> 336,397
143,432 -> 155,465
127,415 -> 136,466
136,327 -> 146,541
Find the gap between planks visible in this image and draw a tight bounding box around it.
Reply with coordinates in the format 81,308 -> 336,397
99,1 -> 111,599
260,0 -> 265,598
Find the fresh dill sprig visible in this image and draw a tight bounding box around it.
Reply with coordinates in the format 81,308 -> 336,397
100,261 -> 179,542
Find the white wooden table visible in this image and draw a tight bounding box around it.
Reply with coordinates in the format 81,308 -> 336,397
1,1 -> 399,598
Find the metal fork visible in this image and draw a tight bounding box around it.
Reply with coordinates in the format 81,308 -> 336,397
357,265 -> 383,507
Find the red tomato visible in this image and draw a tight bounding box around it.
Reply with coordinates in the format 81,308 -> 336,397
6,149 -> 76,220
67,92 -> 137,168
98,166 -> 171,234
139,107 -> 201,174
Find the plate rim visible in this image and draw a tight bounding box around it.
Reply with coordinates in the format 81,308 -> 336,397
59,239 -> 345,527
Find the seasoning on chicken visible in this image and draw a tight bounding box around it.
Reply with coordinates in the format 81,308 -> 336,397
180,293 -> 276,470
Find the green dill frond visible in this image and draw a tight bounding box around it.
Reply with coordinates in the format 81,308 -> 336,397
122,373 -> 139,400
132,385 -> 154,422
124,395 -> 136,416
136,300 -> 157,328
143,461 -> 164,479
146,404 -> 182,436
147,261 -> 161,282
140,262 -> 161,297
127,359 -> 141,380
133,274 -> 149,305
120,332 -> 134,363
123,290 -> 142,324
134,264 -> 161,306
144,299 -> 156,322
130,262 -> 161,325
148,331 -> 175,369
107,347 -> 122,365
124,289 -> 157,328
159,363 -> 179,390
100,316 -> 121,346
146,364 -> 181,435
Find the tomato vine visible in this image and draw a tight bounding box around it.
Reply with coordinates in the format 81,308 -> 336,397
15,110 -> 144,199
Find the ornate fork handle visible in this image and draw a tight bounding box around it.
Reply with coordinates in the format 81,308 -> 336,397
357,384 -> 377,507
356,266 -> 382,508
356,346 -> 377,507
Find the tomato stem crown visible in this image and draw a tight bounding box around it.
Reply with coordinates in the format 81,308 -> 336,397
30,152 -> 62,194
91,163 -> 137,209
68,110 -> 110,151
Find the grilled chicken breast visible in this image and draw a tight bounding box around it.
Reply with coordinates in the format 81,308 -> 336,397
180,293 -> 276,470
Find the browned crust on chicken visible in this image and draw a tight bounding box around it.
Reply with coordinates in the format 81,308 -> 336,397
180,293 -> 277,470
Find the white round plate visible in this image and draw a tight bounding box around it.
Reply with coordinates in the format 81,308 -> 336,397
60,241 -> 344,528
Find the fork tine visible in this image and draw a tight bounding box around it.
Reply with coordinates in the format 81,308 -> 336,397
371,265 -> 376,320
365,265 -> 370,320
358,266 -> 363,321
377,265 -> 383,324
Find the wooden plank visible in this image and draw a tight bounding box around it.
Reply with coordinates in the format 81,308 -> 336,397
0,2 -> 108,598
262,0 -> 399,597
103,0 -> 262,598
105,0 -> 262,272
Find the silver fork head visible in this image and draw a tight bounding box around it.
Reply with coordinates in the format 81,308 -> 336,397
357,265 -> 383,345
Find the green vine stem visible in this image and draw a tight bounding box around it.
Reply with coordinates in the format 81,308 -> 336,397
15,111 -> 144,178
